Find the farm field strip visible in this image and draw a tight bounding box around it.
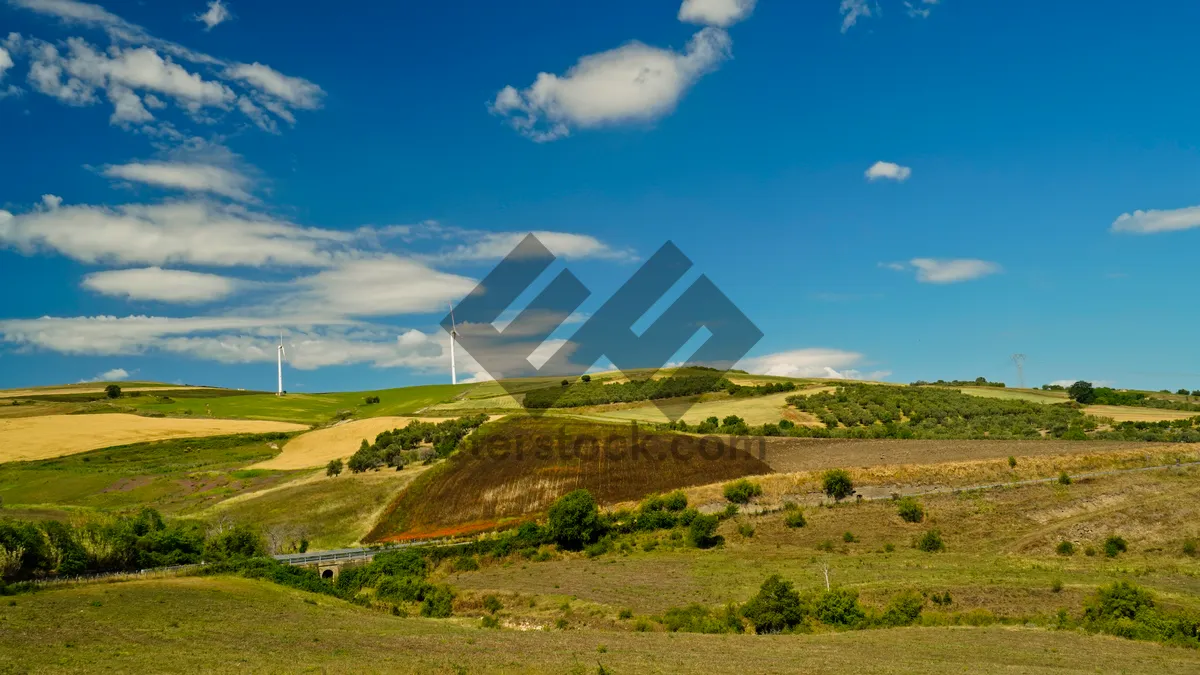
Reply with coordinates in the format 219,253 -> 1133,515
0,414 -> 307,462
1084,405 -> 1200,422
251,416 -> 457,470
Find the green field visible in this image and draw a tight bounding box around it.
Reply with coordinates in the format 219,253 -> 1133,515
3,576 -> 1198,674
121,384 -> 473,424
0,433 -> 300,516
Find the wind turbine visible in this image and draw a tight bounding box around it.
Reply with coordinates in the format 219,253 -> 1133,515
277,333 -> 286,397
448,303 -> 459,386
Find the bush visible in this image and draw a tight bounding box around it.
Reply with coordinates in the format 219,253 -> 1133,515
896,497 -> 924,523
842,531 -> 856,543
689,514 -> 720,549
204,524 -> 266,562
880,591 -> 924,626
104,384 -> 122,399
722,479 -> 763,505
915,529 -> 945,552
1086,581 -> 1154,621
1104,535 -> 1128,558
816,588 -> 864,626
1056,541 -> 1076,556
480,615 -> 500,629
737,522 -> 755,538
661,491 -> 688,512
821,469 -> 854,501
452,556 -> 479,572
1058,471 -> 1072,485
785,511 -> 807,528
662,603 -> 744,634
547,490 -> 604,551
618,608 -> 633,620
363,395 -> 381,405
420,585 -> 455,618
483,595 -> 503,614
741,575 -> 808,634
1184,539 -> 1198,557
326,458 -> 343,477
1007,455 -> 1017,468
1052,579 -> 1064,593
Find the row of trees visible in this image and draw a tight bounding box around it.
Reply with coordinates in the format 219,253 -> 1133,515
1067,381 -> 1200,412
523,373 -> 731,409
346,414 -> 488,473
0,508 -> 265,582
910,377 -> 1006,388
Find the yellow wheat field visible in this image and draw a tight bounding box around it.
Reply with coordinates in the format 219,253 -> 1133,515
0,414 -> 308,463
1084,405 -> 1200,422
252,416 -> 455,470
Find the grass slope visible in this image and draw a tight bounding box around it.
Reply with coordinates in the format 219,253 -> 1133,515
122,384 -> 472,424
367,416 -> 773,541
3,576 -> 1197,674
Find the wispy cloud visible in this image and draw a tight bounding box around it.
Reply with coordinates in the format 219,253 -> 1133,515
840,0 -> 876,33
904,0 -> 938,19
738,347 -> 889,381
195,0 -> 232,31
883,258 -> 1003,284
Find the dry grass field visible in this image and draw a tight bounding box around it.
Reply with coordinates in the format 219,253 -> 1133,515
0,414 -> 307,462
251,416 -> 455,470
0,382 -> 197,398
5,576 -> 1198,674
586,387 -> 831,426
1084,405 -> 1200,422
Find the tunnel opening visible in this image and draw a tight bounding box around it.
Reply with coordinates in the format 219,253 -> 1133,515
321,569 -> 334,579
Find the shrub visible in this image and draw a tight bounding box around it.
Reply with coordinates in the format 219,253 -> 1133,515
1104,535 -> 1128,558
1052,579 -> 1064,593
420,585 -> 455,618
741,574 -> 808,634
547,490 -> 604,551
662,603 -> 744,634
661,491 -> 688,512
1008,456 -> 1017,468
896,498 -> 924,523
480,615 -> 500,629
737,522 -> 755,538
881,591 -> 924,626
1086,581 -> 1154,621
1084,546 -> 1096,557
915,529 -> 945,553
1183,539 -> 1197,558
326,458 -> 343,477
722,479 -> 763,505
785,511 -> 807,528
816,588 -> 864,627
204,524 -> 266,562
452,556 -> 479,572
618,608 -> 633,620
689,514 -> 720,549
842,531 -> 856,543
483,595 -> 503,614
1058,471 -> 1072,486
821,469 -> 854,501
1056,541 -> 1075,556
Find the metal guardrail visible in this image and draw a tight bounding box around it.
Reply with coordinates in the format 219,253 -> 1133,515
272,538 -> 457,566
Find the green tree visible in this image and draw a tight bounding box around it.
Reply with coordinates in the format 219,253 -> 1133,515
741,574 -> 807,634
547,490 -> 603,550
581,374 -> 591,383
821,469 -> 854,501
104,384 -> 122,399
816,588 -> 864,626
688,514 -> 720,548
1067,381 -> 1096,404
326,458 -> 343,477
204,524 -> 266,561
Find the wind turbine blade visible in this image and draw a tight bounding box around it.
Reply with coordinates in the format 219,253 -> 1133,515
448,302 -> 457,333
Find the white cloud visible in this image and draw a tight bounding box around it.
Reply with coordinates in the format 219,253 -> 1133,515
225,62 -> 323,109
678,0 -> 757,27
840,0 -> 876,33
435,230 -> 635,262
0,199 -> 355,267
490,27 -> 732,142
8,1 -> 322,133
905,0 -> 938,19
284,257 -> 478,317
102,161 -> 254,201
877,261 -> 906,271
40,193 -> 62,209
865,160 -> 912,182
82,267 -> 239,303
0,45 -> 13,81
909,258 -> 1002,284
195,0 -> 231,31
80,367 -> 130,382
738,348 -> 890,381
1111,206 -> 1200,235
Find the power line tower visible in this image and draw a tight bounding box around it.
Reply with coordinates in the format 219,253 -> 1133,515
1012,354 -> 1026,389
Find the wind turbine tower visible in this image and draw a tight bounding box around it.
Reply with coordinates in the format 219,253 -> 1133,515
277,334 -> 286,397
448,303 -> 459,386
1012,354 -> 1026,389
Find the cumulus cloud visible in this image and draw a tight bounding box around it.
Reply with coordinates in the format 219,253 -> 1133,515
865,160 -> 912,182
1111,206 -> 1200,235
0,45 -> 13,80
7,1 -> 322,133
490,27 -> 732,142
908,258 -> 1002,284
738,348 -> 890,381
678,0 -> 757,27
82,267 -> 239,303
0,199 -> 355,267
79,367 -> 130,382
840,0 -> 876,33
102,161 -> 255,201
195,0 -> 231,31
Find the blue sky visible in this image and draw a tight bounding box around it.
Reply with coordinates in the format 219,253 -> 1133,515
2,0 -> 1200,393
